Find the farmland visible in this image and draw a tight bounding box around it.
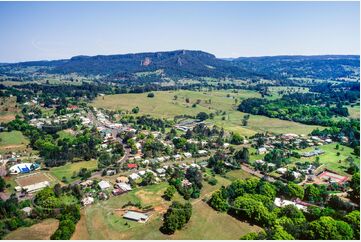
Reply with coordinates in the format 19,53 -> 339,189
92,90 -> 323,136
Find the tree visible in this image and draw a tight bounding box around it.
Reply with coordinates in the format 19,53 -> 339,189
344,210 -> 360,239
349,172 -> 360,203
230,133 -> 244,145
304,184 -> 321,203
164,186 -> 176,201
285,182 -> 304,199
270,225 -> 295,240
0,177 -> 6,192
233,196 -> 275,227
209,190 -> 229,212
53,183 -> 62,198
196,112 -> 209,121
306,216 -> 353,240
161,202 -> 192,234
147,92 -> 155,98
140,172 -> 156,186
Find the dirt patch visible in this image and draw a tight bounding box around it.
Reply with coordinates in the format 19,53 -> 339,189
4,219 -> 59,240
71,210 -> 90,240
0,114 -> 16,123
15,172 -> 54,187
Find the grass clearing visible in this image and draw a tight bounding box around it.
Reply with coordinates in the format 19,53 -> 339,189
292,143 -> 358,176
4,219 -> 59,240
0,130 -> 30,154
49,159 -> 97,183
0,96 -> 19,123
72,176 -> 258,240
347,104 -> 360,119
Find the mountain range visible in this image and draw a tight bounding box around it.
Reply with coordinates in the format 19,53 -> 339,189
0,50 -> 359,81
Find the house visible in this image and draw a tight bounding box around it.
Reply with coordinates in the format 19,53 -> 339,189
106,170 -> 117,176
181,179 -> 192,187
123,211 -> 150,223
129,173 -> 140,180
115,182 -> 132,191
81,196 -> 94,206
112,188 -> 126,196
276,167 -> 287,174
21,207 -> 33,216
127,163 -> 138,169
116,176 -> 129,183
292,171 -> 302,179
173,154 -> 182,160
80,180 -> 93,188
183,152 -> 192,158
198,150 -> 208,156
223,143 -> 230,148
255,160 -> 265,165
257,147 -> 268,155
155,168 -> 166,174
98,180 -> 111,190
274,197 -> 307,211
157,157 -> 165,162
98,192 -> 108,200
138,170 -> 146,176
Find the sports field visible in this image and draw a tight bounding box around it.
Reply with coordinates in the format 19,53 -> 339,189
92,90 -> 322,136
15,172 -> 56,187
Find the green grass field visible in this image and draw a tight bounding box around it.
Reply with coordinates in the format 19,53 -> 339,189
49,160 -> 97,183
292,143 -> 358,176
72,173 -> 259,240
347,104 -> 360,119
92,90 -> 322,136
0,130 -> 30,154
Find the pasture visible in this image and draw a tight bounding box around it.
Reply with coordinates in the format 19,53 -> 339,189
92,90 -> 322,136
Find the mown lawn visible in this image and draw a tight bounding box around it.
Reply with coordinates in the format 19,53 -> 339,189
49,159 -> 97,183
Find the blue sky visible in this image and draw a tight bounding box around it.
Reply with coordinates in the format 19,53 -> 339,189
0,1 -> 359,62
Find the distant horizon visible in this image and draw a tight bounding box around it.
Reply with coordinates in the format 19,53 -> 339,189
1,49 -> 360,64
0,1 -> 359,62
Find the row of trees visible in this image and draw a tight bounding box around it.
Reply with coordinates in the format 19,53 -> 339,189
209,177 -> 360,240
